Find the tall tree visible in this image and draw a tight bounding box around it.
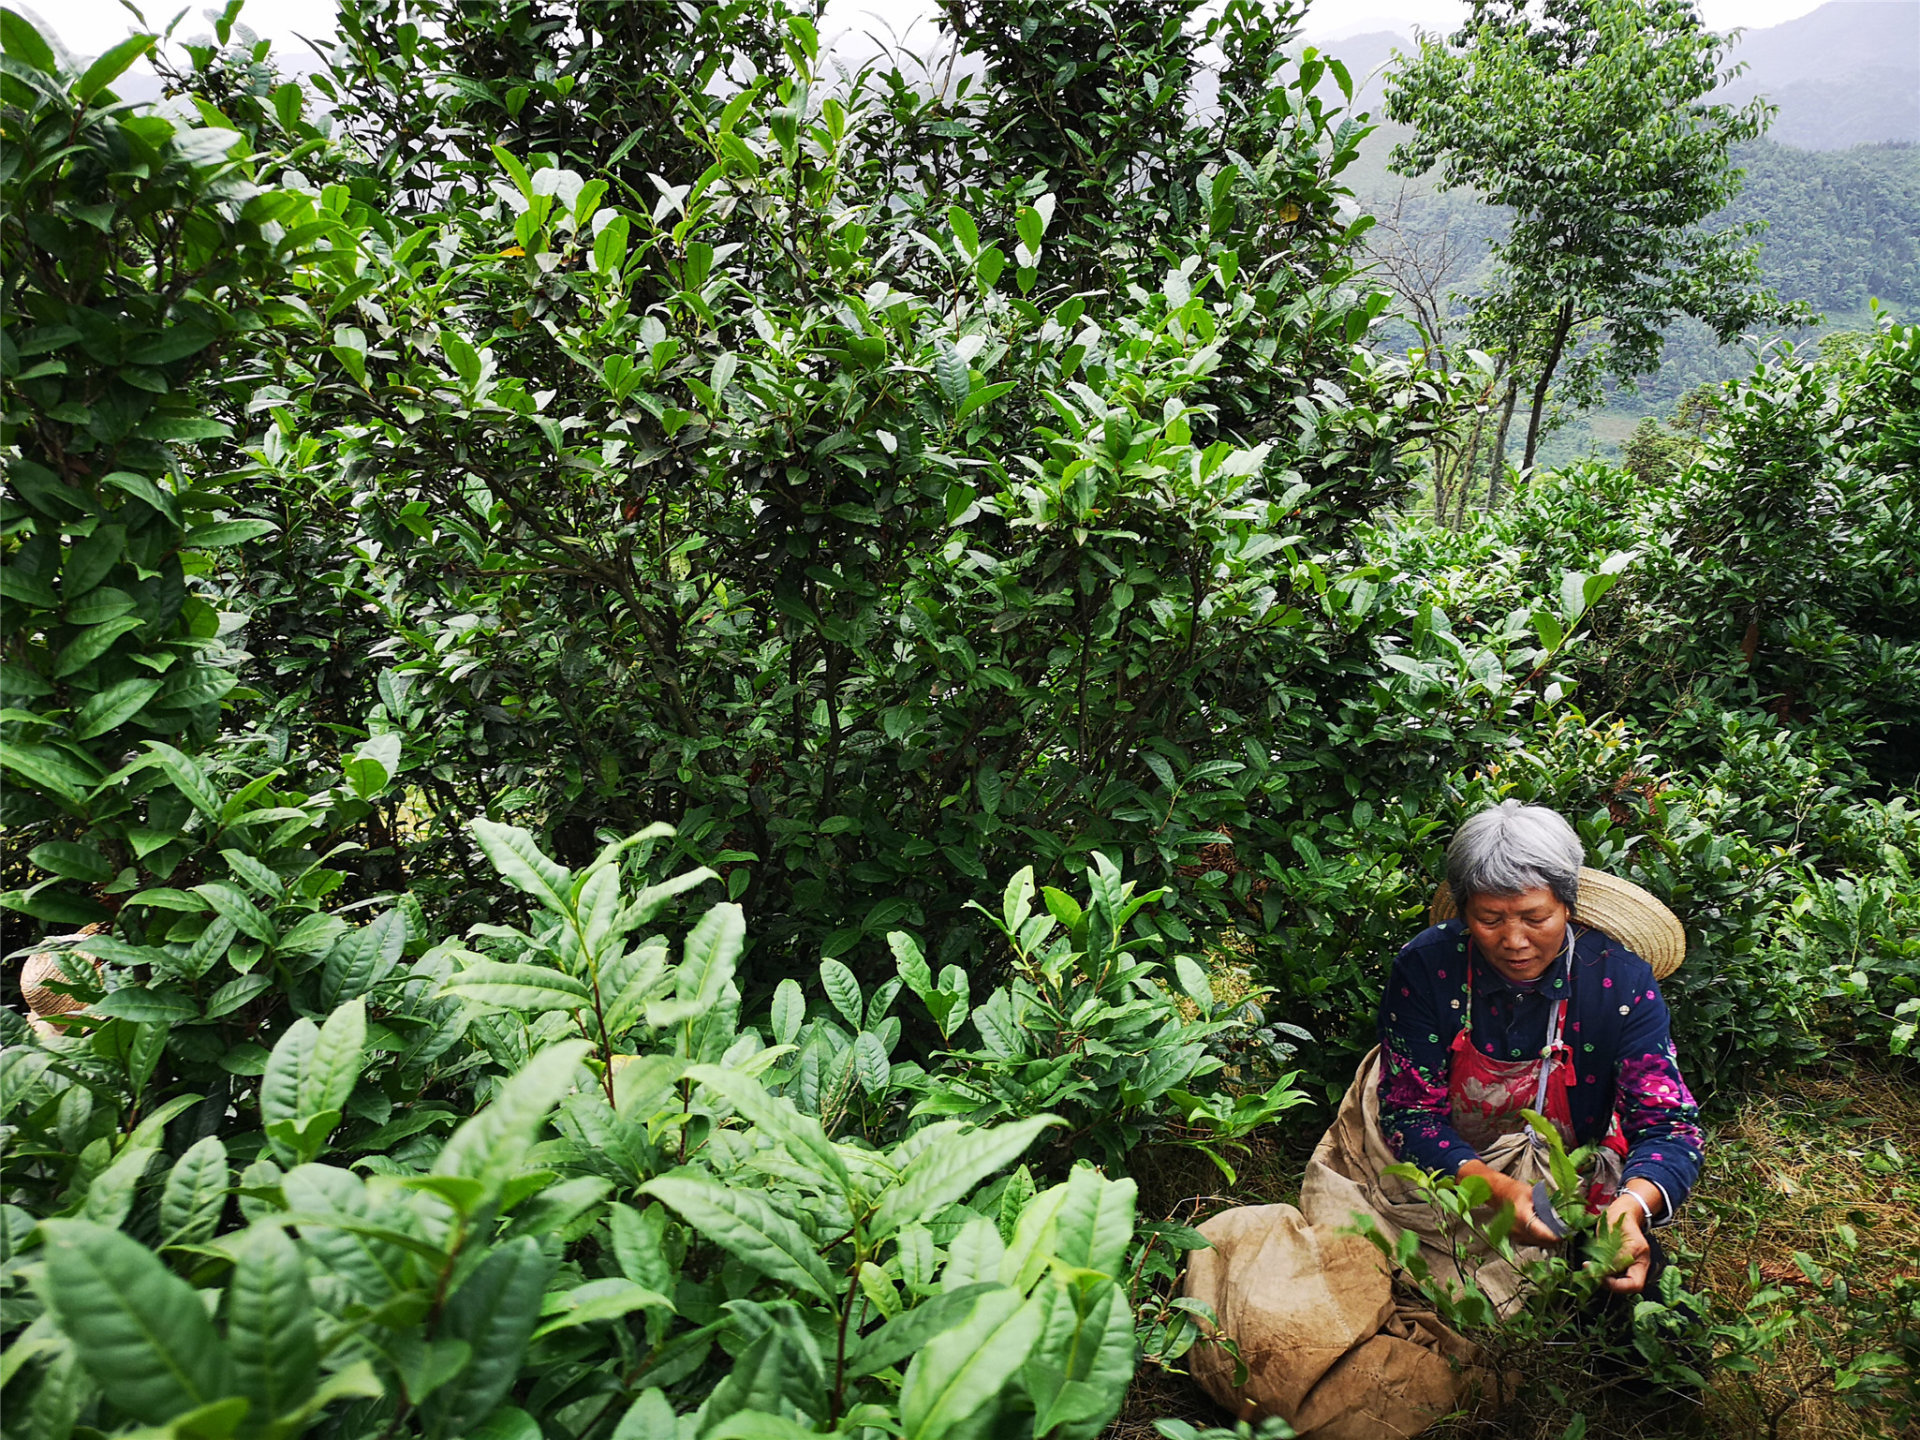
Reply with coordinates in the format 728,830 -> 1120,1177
1386,0 -> 1810,472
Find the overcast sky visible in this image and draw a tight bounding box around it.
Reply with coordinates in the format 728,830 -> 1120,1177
26,0 -> 1883,73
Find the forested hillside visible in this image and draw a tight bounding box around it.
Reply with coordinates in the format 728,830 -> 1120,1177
1736,140 -> 1920,311
1597,137 -> 1920,415
1362,136 -> 1920,438
1,3 -> 1916,1440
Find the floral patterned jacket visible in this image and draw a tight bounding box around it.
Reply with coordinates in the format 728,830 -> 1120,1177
1375,917 -> 1705,1217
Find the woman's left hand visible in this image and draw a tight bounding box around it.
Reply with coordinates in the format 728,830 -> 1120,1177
1599,1197 -> 1652,1293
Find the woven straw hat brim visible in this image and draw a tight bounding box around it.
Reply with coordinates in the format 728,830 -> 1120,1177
20,945 -> 102,1017
1429,866 -> 1685,980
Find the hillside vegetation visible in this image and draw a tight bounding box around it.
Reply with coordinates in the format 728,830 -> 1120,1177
1355,130 -> 1920,456
1,3 -> 1916,1440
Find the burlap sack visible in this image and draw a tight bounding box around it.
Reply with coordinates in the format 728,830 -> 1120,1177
1183,1047 -> 1613,1437
1184,1204 -> 1476,1439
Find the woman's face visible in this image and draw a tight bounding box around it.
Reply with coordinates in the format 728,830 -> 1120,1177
1464,886 -> 1570,985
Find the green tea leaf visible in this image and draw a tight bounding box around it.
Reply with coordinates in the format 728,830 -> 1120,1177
37,1219 -> 232,1424
847,1282 -> 1000,1378
303,998 -> 366,1118
30,840 -> 114,887
158,1136 -> 228,1247
471,819 -> 573,914
649,901 -> 742,1025
260,1017 -> 318,1128
92,987 -> 198,1023
227,1221 -> 318,1423
641,1175 -> 834,1299
933,340 -> 969,407
889,931 -> 934,1001
442,960 -> 590,1012
532,1277 -> 673,1338
424,1237 -> 554,1436
73,677 -> 162,739
872,1116 -> 1058,1237
81,1141 -> 159,1227
899,1286 -> 1042,1440
685,1064 -> 849,1193
820,957 -> 862,1030
608,1201 -> 674,1292
185,518 -> 277,549
0,6 -> 63,74
193,882 -> 277,945
1042,1166 -> 1135,1276
771,977 -> 805,1045
75,32 -> 156,100
947,205 -> 979,257
854,1030 -> 890,1096
433,1040 -> 589,1203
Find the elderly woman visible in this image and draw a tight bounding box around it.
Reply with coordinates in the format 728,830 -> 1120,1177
1372,799 -> 1703,1292
1185,801 -> 1704,1438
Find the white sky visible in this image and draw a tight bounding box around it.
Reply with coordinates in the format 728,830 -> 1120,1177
22,0 -> 1881,70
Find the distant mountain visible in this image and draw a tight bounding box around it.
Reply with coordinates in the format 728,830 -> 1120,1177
1719,1 -> 1919,150
1316,6 -> 1920,463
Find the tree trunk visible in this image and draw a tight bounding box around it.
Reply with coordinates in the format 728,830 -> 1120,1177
1519,299 -> 1575,473
1482,374 -> 1520,516
1447,403 -> 1489,527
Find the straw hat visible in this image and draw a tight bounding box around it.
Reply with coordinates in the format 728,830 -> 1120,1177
1429,867 -> 1685,980
20,938 -> 104,1038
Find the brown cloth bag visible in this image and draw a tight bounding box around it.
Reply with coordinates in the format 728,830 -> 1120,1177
1183,1204 -> 1477,1440
1184,1047 -> 1610,1438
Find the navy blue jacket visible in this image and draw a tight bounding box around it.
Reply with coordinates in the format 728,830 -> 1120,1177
1375,918 -> 1704,1214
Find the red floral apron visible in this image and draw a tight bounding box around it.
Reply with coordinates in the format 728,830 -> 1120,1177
1448,928 -> 1627,1206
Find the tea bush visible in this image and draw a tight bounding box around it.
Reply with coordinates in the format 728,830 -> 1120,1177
4,811 -> 1289,1439
1370,1116 -> 1920,1438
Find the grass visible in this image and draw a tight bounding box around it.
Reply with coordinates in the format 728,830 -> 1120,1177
1678,1062 -> 1920,1440
1116,1057 -> 1920,1440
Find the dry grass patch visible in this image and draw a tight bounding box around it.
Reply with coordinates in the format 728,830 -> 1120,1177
1678,1063 -> 1920,1440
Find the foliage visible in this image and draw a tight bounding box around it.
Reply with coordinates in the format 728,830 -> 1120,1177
1508,314 -> 1920,793
0,0 -> 1499,995
2,814 -> 1174,1440
1733,140 -> 1920,315
1368,1114 -> 1920,1437
1771,1229 -> 1920,1430
1365,1119 -> 1730,1429
1618,417 -> 1693,487
0,9 -> 352,926
1154,1421 -> 1297,1440
3,2 -> 1919,1435
899,859 -> 1311,1177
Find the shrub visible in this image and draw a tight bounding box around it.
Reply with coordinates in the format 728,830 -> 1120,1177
2,819 -> 1175,1440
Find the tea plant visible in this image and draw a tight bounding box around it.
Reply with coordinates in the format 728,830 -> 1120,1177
1360,1116 -> 1733,1431
1,821 -> 1148,1440
897,858 -> 1311,1173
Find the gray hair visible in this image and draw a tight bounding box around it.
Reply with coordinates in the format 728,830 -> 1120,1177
1446,800 -> 1584,912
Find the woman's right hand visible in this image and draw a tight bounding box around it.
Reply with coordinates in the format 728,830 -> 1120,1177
1456,1160 -> 1562,1246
